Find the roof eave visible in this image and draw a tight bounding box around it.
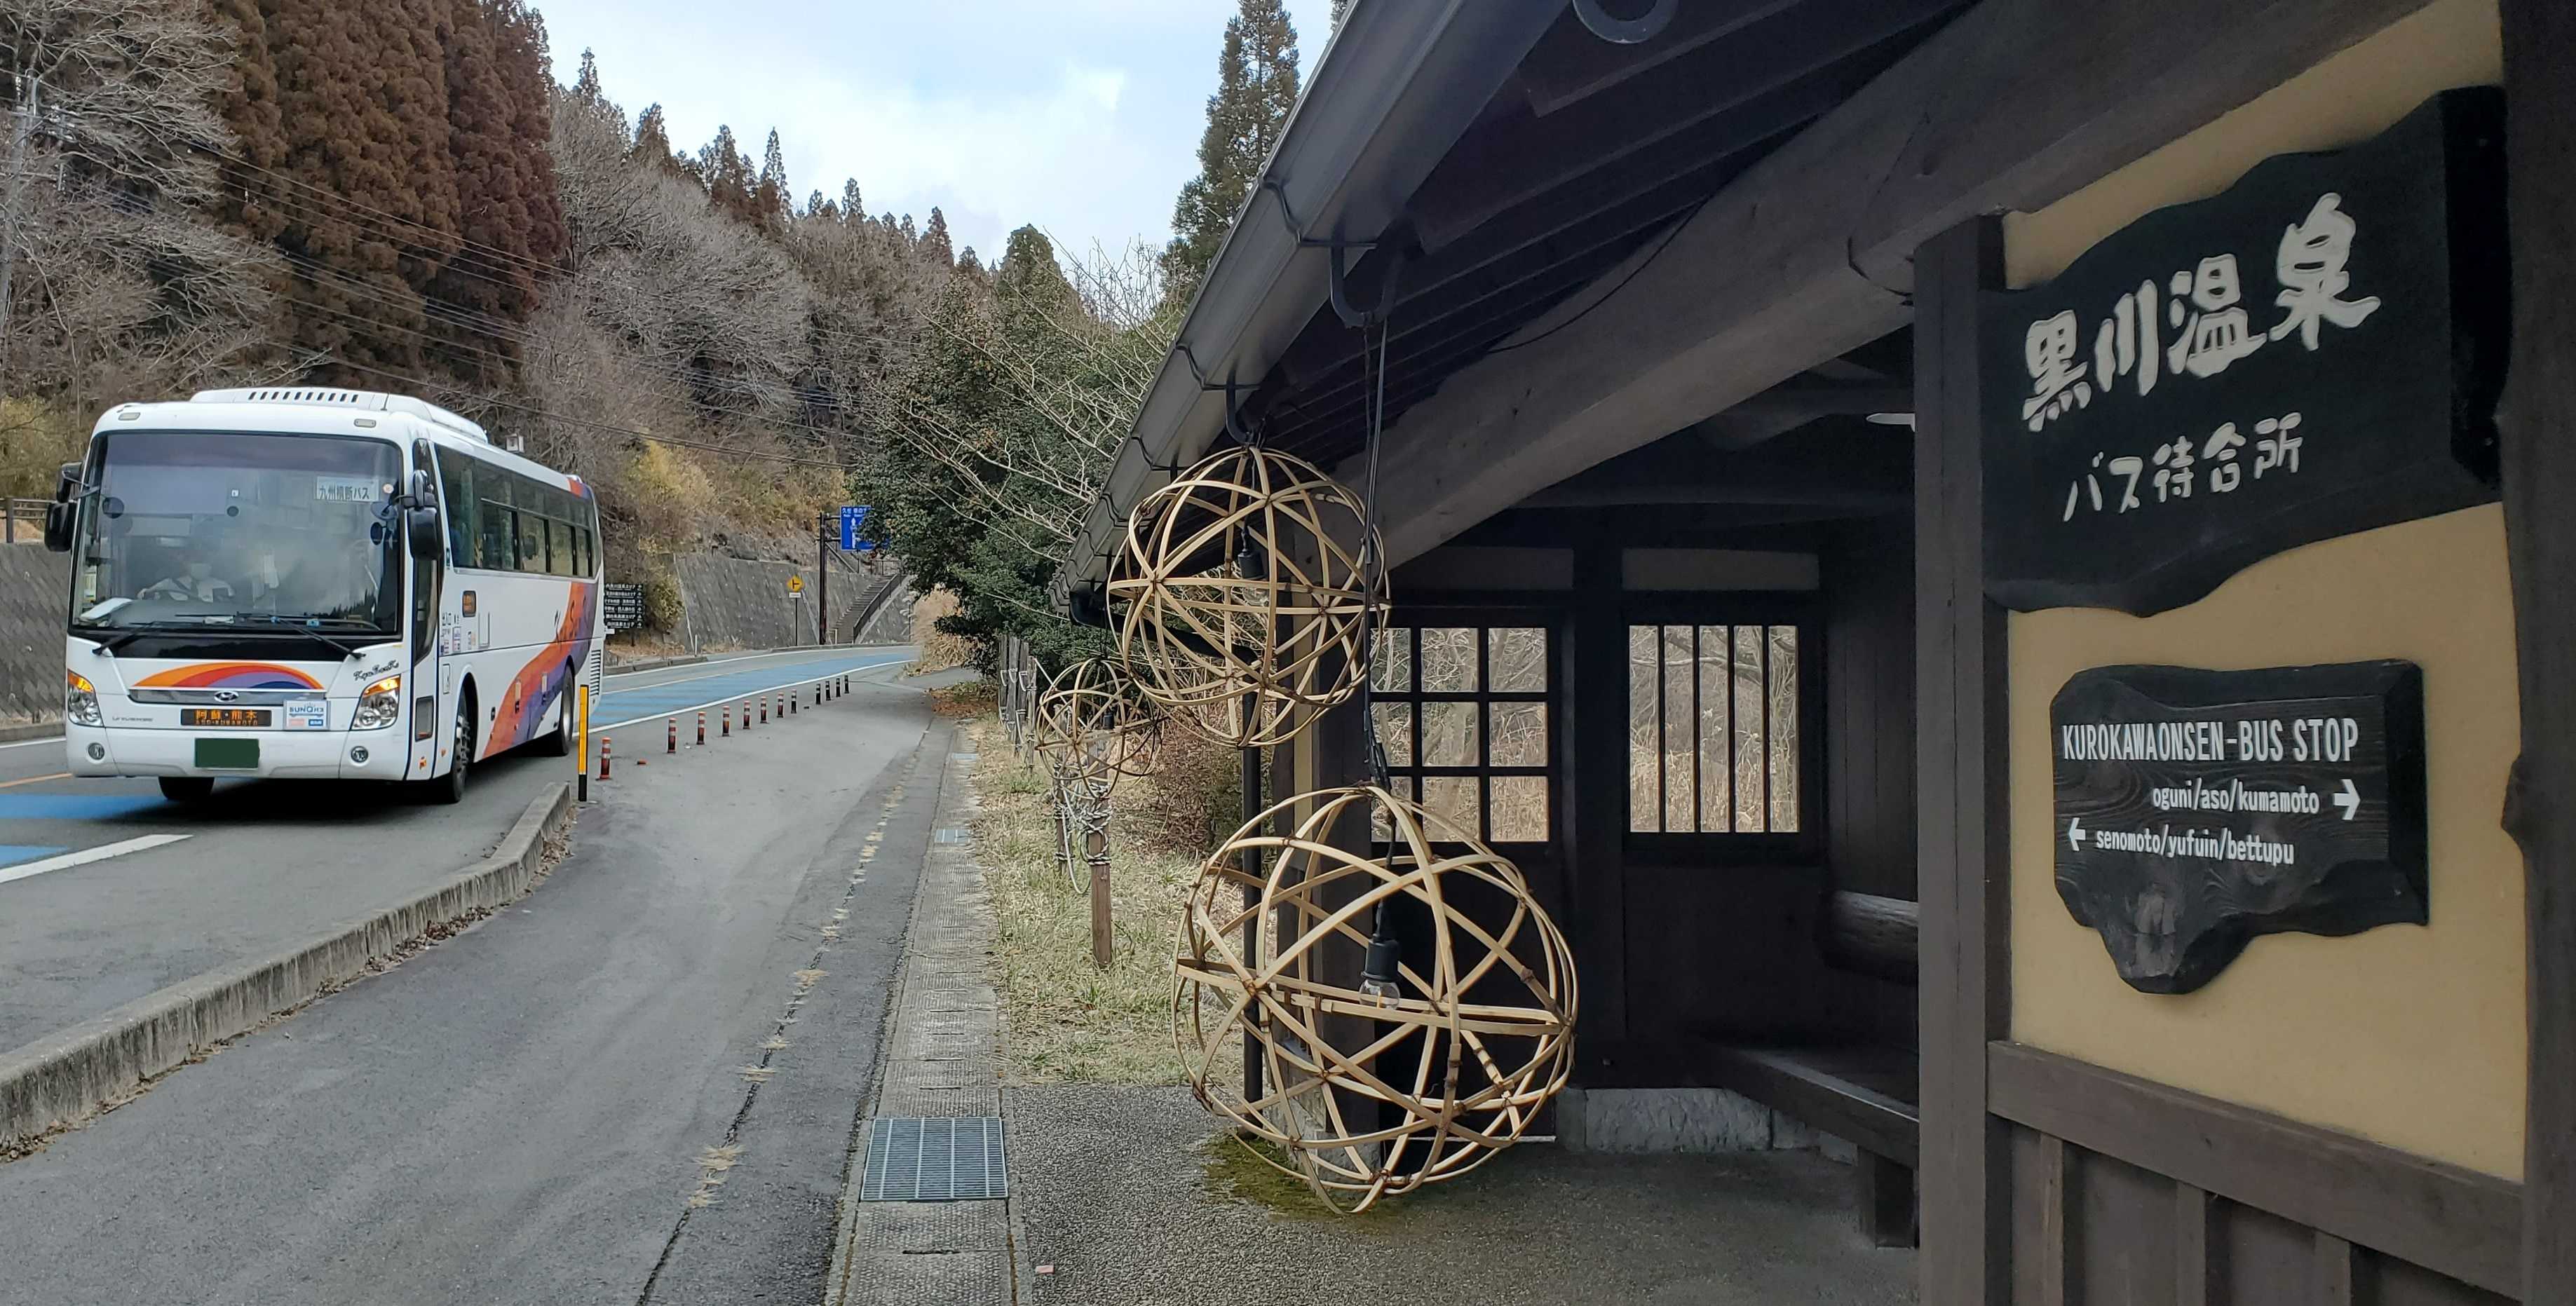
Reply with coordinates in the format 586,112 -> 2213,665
1055,0 -> 1564,606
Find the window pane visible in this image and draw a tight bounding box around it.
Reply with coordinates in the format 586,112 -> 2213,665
1769,625 -> 1801,833
1696,626 -> 1732,833
480,502 -> 513,570
1488,627 -> 1545,691
1489,702 -> 1546,767
1489,776 -> 1547,843
1733,625 -> 1768,832
548,519 -> 574,577
1421,627 -> 1477,692
436,449 -> 475,566
1628,625 -> 1659,833
1420,775 -> 1479,841
1662,625 -> 1693,833
517,510 -> 546,574
1371,627 -> 1410,691
1421,700 -> 1478,767
1373,702 -> 1414,767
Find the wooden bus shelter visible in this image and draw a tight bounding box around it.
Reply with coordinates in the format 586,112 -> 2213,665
1059,1 -> 2575,1299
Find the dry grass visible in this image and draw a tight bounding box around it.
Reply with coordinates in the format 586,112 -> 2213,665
928,678 -> 998,719
968,716 -> 1233,1085
909,588 -> 974,672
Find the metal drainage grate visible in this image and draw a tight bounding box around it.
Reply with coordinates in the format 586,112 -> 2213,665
933,827 -> 970,844
861,1116 -> 1006,1201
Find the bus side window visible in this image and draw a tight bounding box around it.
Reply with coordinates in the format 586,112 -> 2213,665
435,449 -> 477,567
548,518 -> 574,578
479,498 -> 513,570
515,503 -> 545,575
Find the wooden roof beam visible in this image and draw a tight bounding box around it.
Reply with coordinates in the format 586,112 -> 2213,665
1356,0 -> 2448,566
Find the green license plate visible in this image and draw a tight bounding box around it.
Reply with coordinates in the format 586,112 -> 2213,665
194,738 -> 260,770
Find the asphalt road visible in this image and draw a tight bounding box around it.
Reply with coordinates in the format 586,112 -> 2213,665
0,653 -> 955,1305
0,645 -> 913,1057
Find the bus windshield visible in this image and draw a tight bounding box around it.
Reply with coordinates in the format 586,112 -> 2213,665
69,430 -> 404,634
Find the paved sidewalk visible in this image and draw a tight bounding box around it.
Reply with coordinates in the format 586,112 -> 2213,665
823,738 -> 1016,1306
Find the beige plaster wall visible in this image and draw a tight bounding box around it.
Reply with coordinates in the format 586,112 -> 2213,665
1997,0 -> 2523,1178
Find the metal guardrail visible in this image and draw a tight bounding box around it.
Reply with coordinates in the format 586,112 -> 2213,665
1,498 -> 48,544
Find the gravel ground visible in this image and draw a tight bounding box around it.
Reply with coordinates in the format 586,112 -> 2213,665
1005,1082 -> 1918,1306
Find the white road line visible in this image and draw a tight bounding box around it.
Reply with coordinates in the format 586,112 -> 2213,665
0,834 -> 192,887
604,644 -> 907,683
0,647 -> 914,751
592,656 -> 913,734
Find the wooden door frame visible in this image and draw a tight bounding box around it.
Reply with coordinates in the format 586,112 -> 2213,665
2497,3 -> 2576,1297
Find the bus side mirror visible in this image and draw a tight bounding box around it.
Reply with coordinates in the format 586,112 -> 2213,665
406,506 -> 441,559
42,464 -> 78,552
404,468 -> 441,559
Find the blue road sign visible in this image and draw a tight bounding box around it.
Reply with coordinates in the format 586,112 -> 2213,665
839,505 -> 874,552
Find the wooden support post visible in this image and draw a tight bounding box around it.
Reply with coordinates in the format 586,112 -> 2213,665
1855,1152 -> 1918,1249
1087,827 -> 1112,970
2500,5 -> 2576,1298
1915,215 -> 2012,1302
1240,742 -> 1264,1104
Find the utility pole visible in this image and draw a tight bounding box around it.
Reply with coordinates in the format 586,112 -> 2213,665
0,74 -> 39,352
816,512 -> 829,646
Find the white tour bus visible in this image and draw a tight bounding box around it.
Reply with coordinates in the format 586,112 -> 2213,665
47,387 -> 605,803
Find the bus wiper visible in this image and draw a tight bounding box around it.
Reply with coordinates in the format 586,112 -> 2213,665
233,613 -> 381,659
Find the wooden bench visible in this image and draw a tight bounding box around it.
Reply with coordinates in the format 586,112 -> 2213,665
1709,891 -> 1922,1246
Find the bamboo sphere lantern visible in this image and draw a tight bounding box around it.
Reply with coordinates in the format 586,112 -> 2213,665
1174,786 -> 1578,1213
1031,658 -> 1159,787
1106,446 -> 1385,748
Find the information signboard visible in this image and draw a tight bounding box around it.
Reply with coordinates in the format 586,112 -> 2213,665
2051,660 -> 2427,993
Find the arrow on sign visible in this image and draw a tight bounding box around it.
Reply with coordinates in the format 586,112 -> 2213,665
2334,778 -> 2361,822
2068,817 -> 2088,850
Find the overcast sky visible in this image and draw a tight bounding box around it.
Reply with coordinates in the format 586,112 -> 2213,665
532,0 -> 1340,266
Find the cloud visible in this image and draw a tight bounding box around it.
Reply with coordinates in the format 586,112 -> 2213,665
540,0 -> 1343,264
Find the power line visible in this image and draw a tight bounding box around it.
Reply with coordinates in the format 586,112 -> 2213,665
269,254 -> 893,428
318,356 -> 859,470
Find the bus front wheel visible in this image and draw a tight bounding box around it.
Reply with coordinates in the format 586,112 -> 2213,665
432,709 -> 473,805
158,777 -> 213,803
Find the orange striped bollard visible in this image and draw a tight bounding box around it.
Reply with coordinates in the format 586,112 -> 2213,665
599,735 -> 612,780
758,697 -> 766,724
722,705 -> 731,737
790,688 -> 799,714
667,717 -> 677,754
696,711 -> 706,746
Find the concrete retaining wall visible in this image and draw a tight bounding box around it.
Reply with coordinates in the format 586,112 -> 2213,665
0,547 -> 67,722
669,551 -> 897,651
670,553 -> 818,651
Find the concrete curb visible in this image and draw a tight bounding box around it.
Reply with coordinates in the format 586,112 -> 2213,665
0,782 -> 576,1150
606,652 -> 710,675
0,719 -> 62,742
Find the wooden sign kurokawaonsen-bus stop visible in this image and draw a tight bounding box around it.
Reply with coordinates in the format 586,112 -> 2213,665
1048,0 -> 2576,1299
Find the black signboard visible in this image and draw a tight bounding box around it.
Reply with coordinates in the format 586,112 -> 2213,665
1982,90 -> 2507,615
2051,660 -> 2426,994
602,582 -> 646,632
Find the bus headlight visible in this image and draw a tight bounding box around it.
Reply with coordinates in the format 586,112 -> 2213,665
352,674 -> 402,730
65,670 -> 99,726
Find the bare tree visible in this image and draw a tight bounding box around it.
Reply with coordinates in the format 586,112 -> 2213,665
0,0 -> 276,402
